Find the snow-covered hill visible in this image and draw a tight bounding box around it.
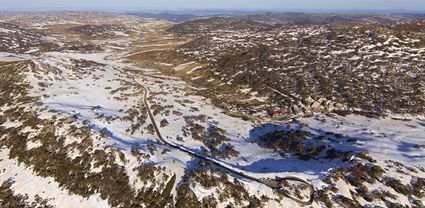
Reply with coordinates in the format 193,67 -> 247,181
0,12 -> 424,208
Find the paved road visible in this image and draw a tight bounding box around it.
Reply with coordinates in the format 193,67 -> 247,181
132,77 -> 314,205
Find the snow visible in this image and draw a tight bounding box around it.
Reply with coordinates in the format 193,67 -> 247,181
31,53 -> 138,140
0,28 -> 14,33
300,114 -> 425,168
173,61 -> 196,71
0,52 -> 33,61
113,31 -> 129,37
24,49 -> 316,206
186,65 -> 203,74
192,185 -> 217,200
331,49 -> 356,55
3,17 -> 423,207
0,148 -> 110,208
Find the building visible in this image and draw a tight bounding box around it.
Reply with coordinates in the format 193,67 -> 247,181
269,109 -> 287,118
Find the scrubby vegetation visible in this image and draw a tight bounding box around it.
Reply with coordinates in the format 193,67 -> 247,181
1,12 -> 424,208
183,115 -> 240,159
171,18 -> 425,117
258,126 -> 356,161
68,24 -> 133,38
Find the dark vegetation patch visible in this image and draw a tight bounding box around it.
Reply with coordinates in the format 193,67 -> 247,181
257,127 -> 357,161
60,42 -> 102,52
68,24 -> 132,38
182,115 -> 240,159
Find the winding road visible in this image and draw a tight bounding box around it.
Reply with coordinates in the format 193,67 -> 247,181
132,77 -> 315,205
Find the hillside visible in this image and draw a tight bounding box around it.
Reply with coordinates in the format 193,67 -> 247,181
241,12 -> 411,25
0,12 -> 424,208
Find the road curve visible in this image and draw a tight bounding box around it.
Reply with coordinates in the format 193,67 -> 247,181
132,77 -> 315,205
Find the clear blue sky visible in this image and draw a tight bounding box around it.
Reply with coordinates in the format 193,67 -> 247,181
1,0 -> 424,12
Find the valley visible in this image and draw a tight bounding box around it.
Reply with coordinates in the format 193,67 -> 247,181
0,12 -> 424,208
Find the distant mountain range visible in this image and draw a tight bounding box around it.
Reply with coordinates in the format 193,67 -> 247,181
128,11 -> 425,24
242,12 -> 410,24
126,12 -> 200,22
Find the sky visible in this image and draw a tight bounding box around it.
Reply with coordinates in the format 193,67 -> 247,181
1,0 -> 425,12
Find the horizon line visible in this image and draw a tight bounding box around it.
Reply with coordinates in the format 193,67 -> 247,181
1,8 -> 425,14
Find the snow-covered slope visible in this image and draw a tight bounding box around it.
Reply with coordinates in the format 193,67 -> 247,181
0,12 -> 424,208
